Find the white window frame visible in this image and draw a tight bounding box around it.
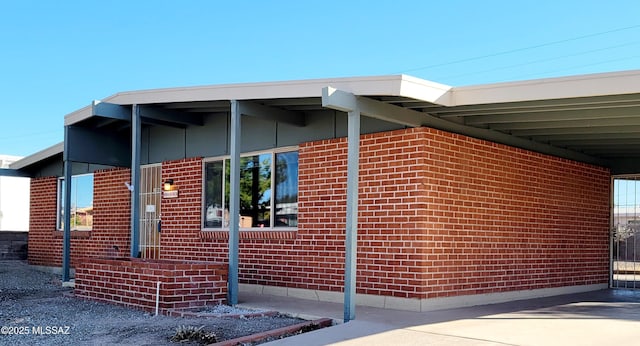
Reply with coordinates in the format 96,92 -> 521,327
201,146 -> 298,231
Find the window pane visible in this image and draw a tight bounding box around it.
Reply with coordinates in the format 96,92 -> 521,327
202,151 -> 298,230
204,161 -> 225,228
58,179 -> 65,230
240,154 -> 271,227
73,174 -> 93,230
275,152 -> 298,227
58,174 -> 94,231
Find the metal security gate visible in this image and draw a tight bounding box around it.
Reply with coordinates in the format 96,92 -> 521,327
140,164 -> 162,259
612,176 -> 640,289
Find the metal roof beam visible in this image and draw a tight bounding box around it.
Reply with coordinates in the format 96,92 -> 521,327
139,105 -> 204,127
436,95 -> 640,118
92,118 -> 121,129
183,109 -> 229,113
238,101 -> 305,127
551,138 -> 640,146
261,98 -> 320,107
162,101 -> 229,109
466,107 -> 640,125
534,132 -> 640,142
92,101 -> 130,121
510,125 -> 640,137
0,168 -> 30,177
582,147 -> 640,154
322,87 -> 608,166
490,117 -> 640,131
323,87 -> 426,127
139,117 -> 187,128
93,102 -> 204,127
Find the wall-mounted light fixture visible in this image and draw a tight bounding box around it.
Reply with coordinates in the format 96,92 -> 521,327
162,179 -> 178,198
163,179 -> 174,192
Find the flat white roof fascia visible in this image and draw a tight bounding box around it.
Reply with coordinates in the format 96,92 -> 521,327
100,75 -> 408,105
64,105 -> 92,126
10,142 -> 64,170
61,69 -> 640,126
398,74 -> 453,106
452,69 -> 640,106
63,75 -> 457,126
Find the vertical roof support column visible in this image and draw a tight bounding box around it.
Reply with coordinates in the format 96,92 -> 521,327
321,87 -> 361,322
62,126 -> 72,282
344,105 -> 361,322
130,104 -> 141,258
228,100 -> 242,305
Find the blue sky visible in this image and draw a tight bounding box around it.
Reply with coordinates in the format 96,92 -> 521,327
1,0 -> 639,157
614,178 -> 640,213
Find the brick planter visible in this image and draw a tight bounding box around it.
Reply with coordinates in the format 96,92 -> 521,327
75,257 -> 228,314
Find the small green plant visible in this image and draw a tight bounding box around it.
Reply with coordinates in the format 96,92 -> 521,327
170,325 -> 217,344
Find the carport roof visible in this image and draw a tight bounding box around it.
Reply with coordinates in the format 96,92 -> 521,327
11,69 -> 640,174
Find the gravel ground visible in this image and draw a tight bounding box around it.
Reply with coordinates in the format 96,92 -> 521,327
0,261 -> 306,345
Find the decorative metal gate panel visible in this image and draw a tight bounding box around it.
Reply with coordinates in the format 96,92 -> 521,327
612,176 -> 640,289
140,165 -> 162,259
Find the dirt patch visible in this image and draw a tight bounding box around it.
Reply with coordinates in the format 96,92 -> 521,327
0,261 -> 329,345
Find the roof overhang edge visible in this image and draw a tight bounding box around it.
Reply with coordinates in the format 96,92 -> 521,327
10,142 -> 64,170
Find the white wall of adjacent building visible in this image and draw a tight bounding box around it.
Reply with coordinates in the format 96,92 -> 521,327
0,155 -> 30,231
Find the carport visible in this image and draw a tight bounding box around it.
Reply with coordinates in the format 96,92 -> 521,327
368,70 -> 640,173
321,70 -> 640,318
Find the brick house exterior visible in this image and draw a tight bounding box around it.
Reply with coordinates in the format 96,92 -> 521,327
27,126 -> 610,310
29,168 -> 132,266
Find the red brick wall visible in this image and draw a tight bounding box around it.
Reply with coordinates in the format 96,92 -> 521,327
28,176 -> 60,265
414,127 -> 610,298
90,168 -> 133,258
28,168 -> 132,266
75,258 -> 227,313
29,127 -> 610,301
159,127 -> 610,300
159,157 -> 204,260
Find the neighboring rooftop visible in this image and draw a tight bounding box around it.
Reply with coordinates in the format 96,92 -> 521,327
0,155 -> 23,169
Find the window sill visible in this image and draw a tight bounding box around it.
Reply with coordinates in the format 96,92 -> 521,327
53,230 -> 92,239
200,228 -> 297,240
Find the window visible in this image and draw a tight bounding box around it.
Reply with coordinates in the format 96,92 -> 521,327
58,173 -> 94,231
203,149 -> 298,229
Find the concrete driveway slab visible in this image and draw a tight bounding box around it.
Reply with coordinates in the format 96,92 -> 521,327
239,289 -> 640,346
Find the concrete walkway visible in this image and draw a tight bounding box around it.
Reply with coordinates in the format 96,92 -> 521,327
238,289 -> 640,345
